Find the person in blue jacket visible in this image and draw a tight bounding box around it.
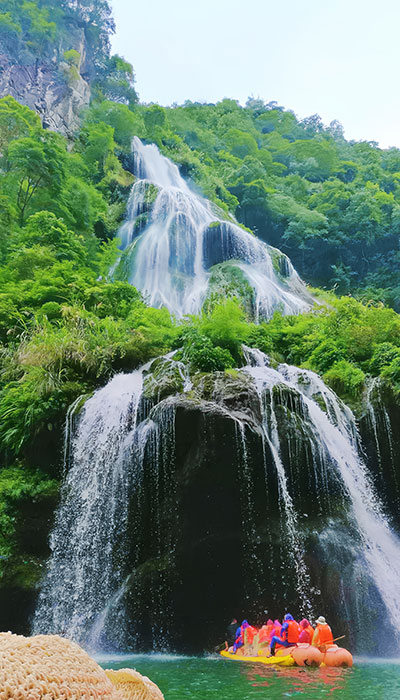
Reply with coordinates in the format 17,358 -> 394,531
233,620 -> 249,653
269,613 -> 300,656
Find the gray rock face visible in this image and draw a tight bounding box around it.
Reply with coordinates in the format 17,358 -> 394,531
0,55 -> 90,136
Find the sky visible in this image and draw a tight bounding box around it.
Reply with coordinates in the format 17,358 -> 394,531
110,0 -> 400,149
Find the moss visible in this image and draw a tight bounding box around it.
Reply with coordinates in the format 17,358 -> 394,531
143,182 -> 159,206
112,240 -> 138,282
204,262 -> 255,317
269,247 -> 290,280
143,357 -> 185,401
133,213 -> 148,233
0,466 -> 59,590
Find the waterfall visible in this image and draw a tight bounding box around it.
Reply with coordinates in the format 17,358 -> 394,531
33,359 -> 184,651
33,368 -> 149,647
114,137 -> 311,319
243,348 -> 400,645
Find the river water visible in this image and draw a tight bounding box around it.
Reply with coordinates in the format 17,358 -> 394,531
98,655 -> 400,699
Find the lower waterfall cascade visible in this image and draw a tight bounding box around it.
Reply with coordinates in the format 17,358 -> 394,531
33,348 -> 400,654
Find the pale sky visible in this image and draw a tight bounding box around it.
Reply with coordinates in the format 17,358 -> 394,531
110,0 -> 400,149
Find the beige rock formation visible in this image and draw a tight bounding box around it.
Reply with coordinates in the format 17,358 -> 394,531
0,632 -> 164,700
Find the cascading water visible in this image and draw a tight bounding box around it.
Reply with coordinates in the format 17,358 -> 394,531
243,349 -> 313,617
33,133 -> 400,655
33,357 -> 184,651
243,349 -> 400,646
33,367 -> 150,647
115,137 -> 311,319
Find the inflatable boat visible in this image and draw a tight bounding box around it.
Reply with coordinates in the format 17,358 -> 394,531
220,649 -> 295,666
220,643 -> 353,668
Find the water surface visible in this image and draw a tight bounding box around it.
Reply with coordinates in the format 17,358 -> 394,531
98,654 -> 400,699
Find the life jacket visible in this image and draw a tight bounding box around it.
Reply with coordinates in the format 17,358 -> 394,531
286,619 -> 300,644
258,626 -> 270,643
235,630 -> 243,645
307,625 -> 314,640
266,623 -> 274,640
315,624 -> 333,646
298,628 -> 312,644
273,623 -> 281,636
244,626 -> 257,644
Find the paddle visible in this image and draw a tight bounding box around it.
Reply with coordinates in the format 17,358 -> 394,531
315,635 -> 346,648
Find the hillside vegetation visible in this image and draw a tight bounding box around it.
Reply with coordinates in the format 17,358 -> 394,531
0,0 -> 400,590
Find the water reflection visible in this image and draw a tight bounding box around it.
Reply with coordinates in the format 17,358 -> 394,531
245,664 -> 351,695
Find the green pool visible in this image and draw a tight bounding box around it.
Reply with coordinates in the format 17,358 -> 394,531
97,654 -> 400,699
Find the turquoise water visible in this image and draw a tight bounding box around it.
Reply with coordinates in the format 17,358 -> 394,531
98,654 -> 400,699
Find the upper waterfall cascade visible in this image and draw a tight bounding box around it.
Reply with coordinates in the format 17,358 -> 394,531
115,137 -> 312,319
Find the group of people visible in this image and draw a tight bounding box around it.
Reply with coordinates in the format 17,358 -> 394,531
226,614 -> 334,656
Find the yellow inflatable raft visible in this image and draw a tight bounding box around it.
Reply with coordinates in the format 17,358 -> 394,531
220,649 -> 295,666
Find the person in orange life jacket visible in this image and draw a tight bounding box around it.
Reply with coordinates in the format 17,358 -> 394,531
243,622 -> 257,646
259,619 -> 274,644
299,618 -> 314,644
312,616 -> 334,649
269,613 -> 299,656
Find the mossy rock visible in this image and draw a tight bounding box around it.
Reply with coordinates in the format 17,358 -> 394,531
269,246 -> 291,280
113,240 -> 139,283
203,261 -> 255,317
143,357 -> 186,402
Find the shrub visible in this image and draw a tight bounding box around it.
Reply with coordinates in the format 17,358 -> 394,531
323,360 -> 365,398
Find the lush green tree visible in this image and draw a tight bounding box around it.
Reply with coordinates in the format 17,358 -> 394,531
7,133 -> 66,224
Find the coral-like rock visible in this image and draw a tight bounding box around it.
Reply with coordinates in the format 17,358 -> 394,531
0,632 -> 164,699
105,669 -> 165,700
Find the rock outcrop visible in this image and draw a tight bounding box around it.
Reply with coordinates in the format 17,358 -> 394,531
0,55 -> 90,136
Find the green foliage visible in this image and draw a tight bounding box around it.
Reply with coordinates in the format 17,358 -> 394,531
323,360 -> 366,398
94,54 -> 138,105
176,327 -> 235,372
1,0 -> 114,79
63,48 -> 80,67
369,342 -> 400,375
7,132 -> 66,224
0,465 -> 58,585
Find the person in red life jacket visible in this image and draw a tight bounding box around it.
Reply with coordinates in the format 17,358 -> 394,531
299,618 -> 314,644
269,613 -> 299,656
271,619 -> 282,641
312,616 -> 334,650
259,619 -> 274,644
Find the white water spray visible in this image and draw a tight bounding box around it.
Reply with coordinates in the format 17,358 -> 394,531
33,368 -> 149,645
243,350 -> 400,642
116,137 -> 311,319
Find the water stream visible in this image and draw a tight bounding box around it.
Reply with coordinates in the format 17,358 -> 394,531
115,137 -> 311,319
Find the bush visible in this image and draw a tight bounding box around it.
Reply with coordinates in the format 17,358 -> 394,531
176,327 -> 235,372
369,342 -> 400,375
323,360 -> 365,398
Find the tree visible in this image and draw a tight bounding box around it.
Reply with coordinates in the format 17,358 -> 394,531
20,211 -> 87,264
7,134 -> 66,224
0,96 -> 40,153
97,55 -> 138,105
